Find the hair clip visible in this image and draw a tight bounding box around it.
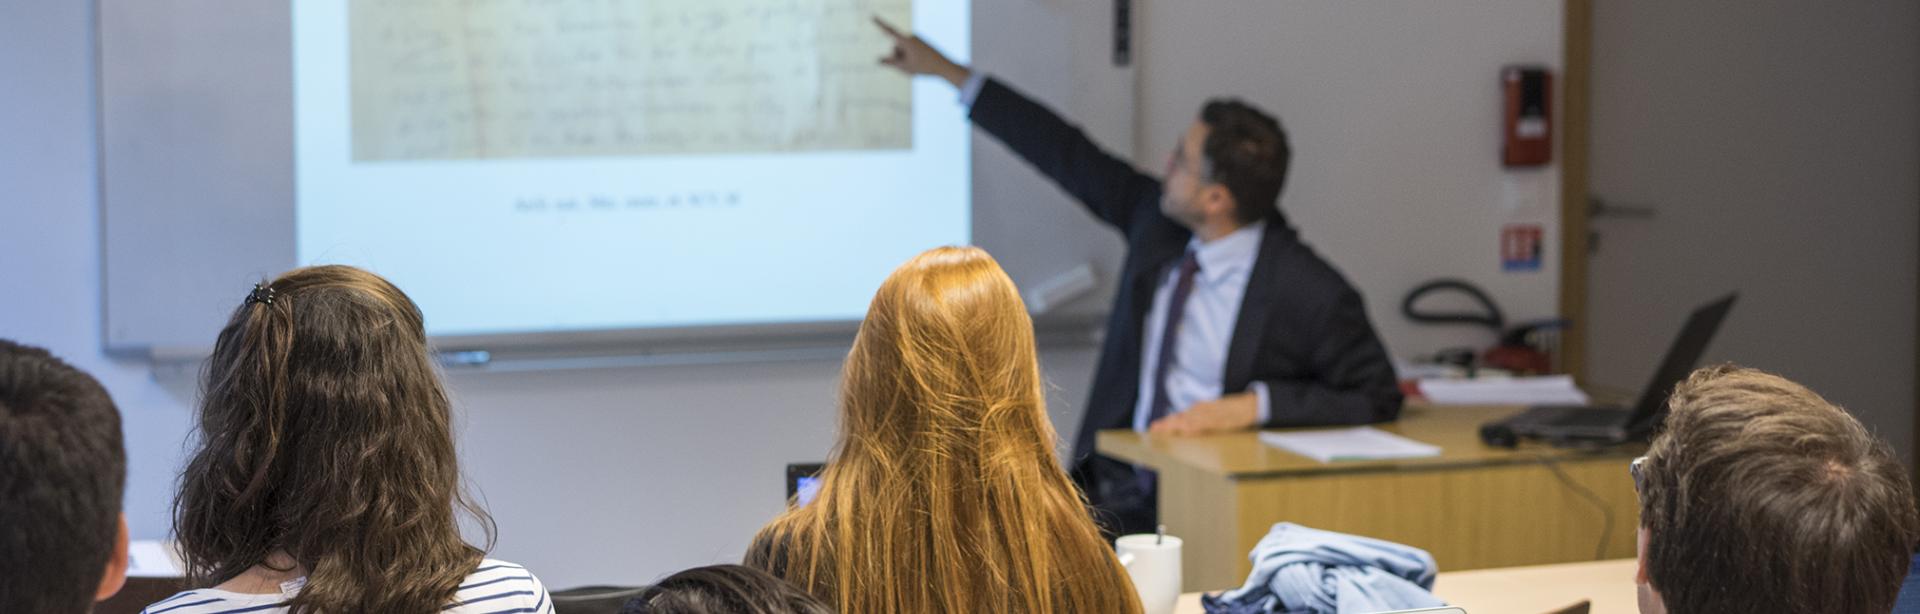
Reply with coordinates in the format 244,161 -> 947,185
245,283 -> 277,306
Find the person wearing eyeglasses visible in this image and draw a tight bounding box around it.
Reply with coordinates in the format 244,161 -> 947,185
873,19 -> 1402,538
1630,365 -> 1918,614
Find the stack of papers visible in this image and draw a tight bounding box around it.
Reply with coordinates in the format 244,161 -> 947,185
1417,374 -> 1590,406
1259,427 -> 1442,463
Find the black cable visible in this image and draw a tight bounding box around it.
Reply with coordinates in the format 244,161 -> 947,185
1400,279 -> 1506,332
1533,452 -> 1616,561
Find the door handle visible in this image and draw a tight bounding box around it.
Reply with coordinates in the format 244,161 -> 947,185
1589,196 -> 1657,220
1585,195 -> 1657,255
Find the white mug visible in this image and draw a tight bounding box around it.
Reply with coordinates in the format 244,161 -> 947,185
1116,533 -> 1183,614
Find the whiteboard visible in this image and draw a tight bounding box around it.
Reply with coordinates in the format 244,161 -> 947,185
100,0 -> 1133,360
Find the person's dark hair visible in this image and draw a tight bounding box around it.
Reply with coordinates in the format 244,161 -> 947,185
1640,364 -> 1919,614
620,565 -> 833,614
0,339 -> 127,614
1198,99 -> 1291,224
173,265 -> 494,613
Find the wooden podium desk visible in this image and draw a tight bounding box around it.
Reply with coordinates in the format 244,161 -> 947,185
1097,404 -> 1642,592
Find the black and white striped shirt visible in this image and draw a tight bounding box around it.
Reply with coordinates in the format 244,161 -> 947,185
140,559 -> 554,614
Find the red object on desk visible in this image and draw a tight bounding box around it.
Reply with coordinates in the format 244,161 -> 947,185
1399,379 -> 1426,400
1484,344 -> 1552,375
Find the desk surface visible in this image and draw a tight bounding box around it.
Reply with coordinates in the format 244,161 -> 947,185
1097,404 -> 1642,478
1175,558 -> 1640,614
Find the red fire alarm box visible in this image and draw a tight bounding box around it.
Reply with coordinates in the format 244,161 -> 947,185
1502,66 -> 1552,167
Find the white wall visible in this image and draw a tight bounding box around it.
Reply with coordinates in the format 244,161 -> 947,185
1585,0 -> 1919,460
1136,1 -> 1568,361
0,0 -> 1101,588
0,0 -> 198,548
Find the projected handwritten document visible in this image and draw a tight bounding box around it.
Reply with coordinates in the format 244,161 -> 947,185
349,0 -> 913,161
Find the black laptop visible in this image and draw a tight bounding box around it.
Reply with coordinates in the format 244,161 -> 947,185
1498,293 -> 1736,444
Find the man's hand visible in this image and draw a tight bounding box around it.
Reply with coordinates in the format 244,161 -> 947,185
874,17 -> 971,88
1148,392 -> 1261,436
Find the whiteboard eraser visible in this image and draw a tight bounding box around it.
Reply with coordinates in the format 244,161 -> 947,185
1024,264 -> 1098,315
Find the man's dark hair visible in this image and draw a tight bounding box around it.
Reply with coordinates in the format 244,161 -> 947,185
621,565 -> 832,614
1640,364 -> 1919,614
0,339 -> 127,614
1199,99 -> 1292,224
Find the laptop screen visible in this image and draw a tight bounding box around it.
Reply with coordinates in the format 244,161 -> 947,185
1625,293 -> 1737,433
786,463 -> 825,506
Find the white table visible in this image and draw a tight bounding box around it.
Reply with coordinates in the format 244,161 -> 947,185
1175,558 -> 1639,614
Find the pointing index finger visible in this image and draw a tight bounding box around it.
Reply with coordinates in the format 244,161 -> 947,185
872,16 -> 908,42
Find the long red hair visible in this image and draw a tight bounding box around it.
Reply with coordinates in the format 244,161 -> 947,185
748,247 -> 1142,614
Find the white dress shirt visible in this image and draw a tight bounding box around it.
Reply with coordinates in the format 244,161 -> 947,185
1131,221 -> 1272,431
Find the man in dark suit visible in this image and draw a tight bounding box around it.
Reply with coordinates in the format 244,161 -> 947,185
879,21 -> 1403,536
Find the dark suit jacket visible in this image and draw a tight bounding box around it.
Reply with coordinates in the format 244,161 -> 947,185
968,78 -> 1404,516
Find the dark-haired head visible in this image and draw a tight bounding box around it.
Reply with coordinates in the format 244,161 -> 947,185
1160,99 -> 1291,235
0,339 -> 129,613
621,565 -> 832,614
174,265 -> 493,613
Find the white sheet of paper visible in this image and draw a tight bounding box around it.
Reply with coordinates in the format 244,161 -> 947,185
1418,374 -> 1591,406
1259,427 -> 1442,463
126,540 -> 183,578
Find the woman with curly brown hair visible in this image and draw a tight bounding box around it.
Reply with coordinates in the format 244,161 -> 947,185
144,265 -> 552,614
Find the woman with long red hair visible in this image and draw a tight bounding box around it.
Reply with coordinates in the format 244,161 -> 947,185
748,246 -> 1142,614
